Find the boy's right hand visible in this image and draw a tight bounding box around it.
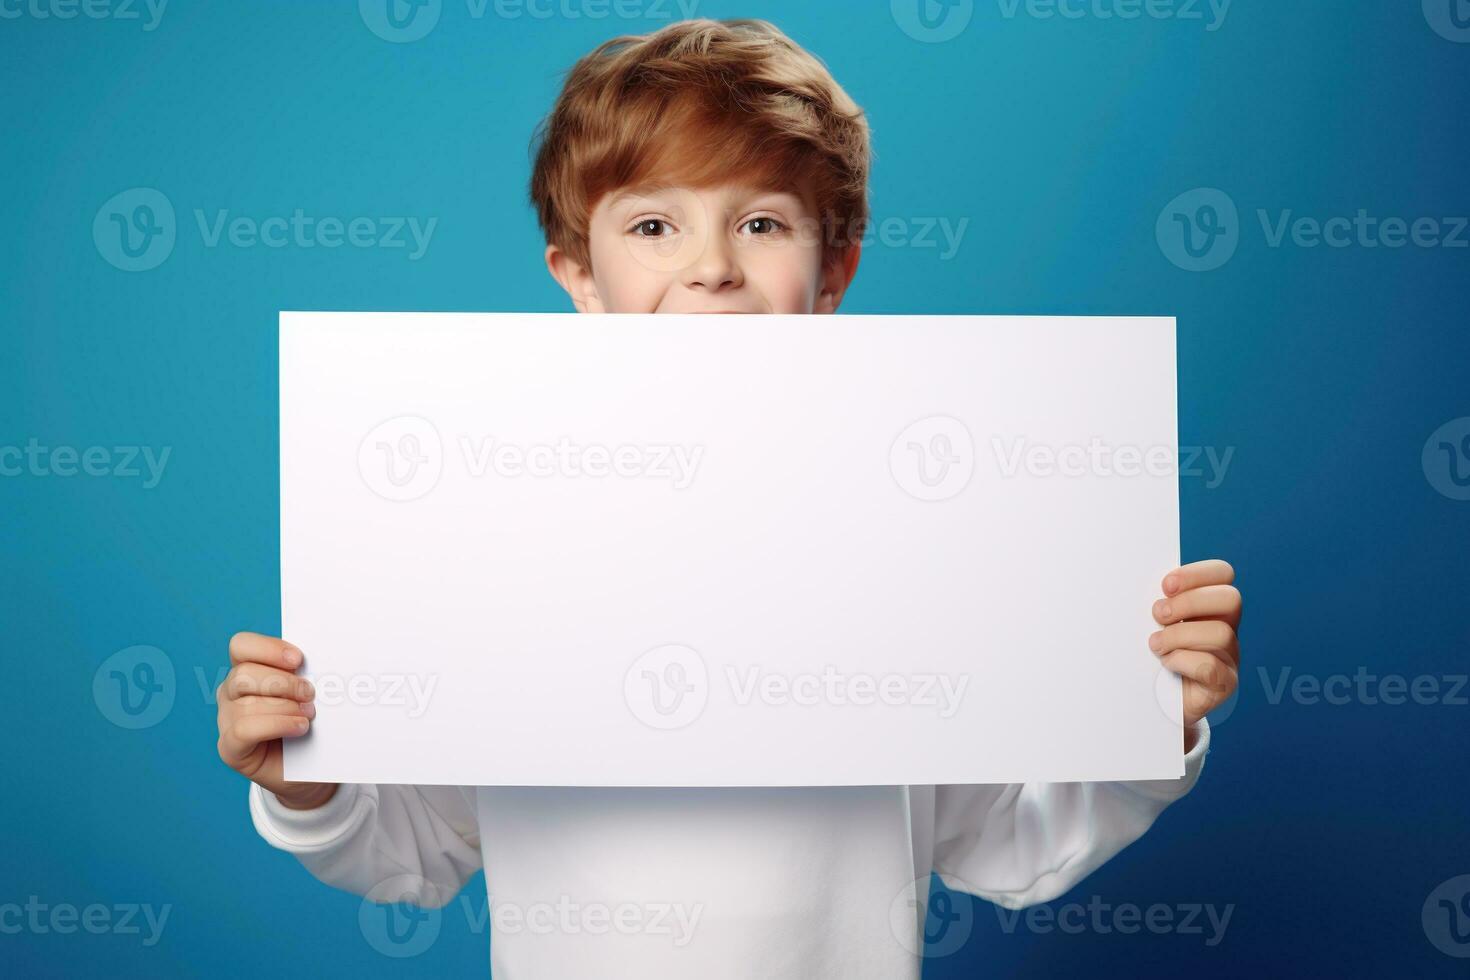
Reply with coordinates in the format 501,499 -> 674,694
216,632 -> 338,810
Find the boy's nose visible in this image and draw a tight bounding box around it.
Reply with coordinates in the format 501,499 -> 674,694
682,234 -> 743,293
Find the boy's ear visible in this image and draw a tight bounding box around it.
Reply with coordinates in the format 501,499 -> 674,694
814,244 -> 862,314
544,244 -> 604,314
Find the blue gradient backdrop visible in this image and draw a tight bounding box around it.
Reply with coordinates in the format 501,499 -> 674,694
4,1 -> 1468,976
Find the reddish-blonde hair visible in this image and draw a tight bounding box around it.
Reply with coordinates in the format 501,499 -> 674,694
529,19 -> 871,270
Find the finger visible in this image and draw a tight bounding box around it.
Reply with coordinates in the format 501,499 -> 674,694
1153,584 -> 1242,627
222,663 -> 316,703
1160,649 -> 1238,696
1181,675 -> 1224,727
217,713 -> 311,766
231,695 -> 316,719
1149,620 -> 1238,666
229,632 -> 303,671
1162,560 -> 1235,597
217,694 -> 314,736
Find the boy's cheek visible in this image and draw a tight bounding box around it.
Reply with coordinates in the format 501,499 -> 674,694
585,238 -> 826,315
595,271 -> 669,314
741,250 -> 825,314
586,247 -> 668,314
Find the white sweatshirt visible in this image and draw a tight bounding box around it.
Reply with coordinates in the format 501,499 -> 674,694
250,722 -> 1209,977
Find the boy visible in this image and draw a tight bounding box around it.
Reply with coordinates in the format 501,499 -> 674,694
219,20 -> 1242,978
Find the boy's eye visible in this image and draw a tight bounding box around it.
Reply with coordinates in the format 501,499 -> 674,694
630,219 -> 672,238
742,217 -> 785,236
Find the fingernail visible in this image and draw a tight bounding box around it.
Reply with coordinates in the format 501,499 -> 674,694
294,717 -> 310,732
1158,602 -> 1173,621
1148,631 -> 1163,652
302,702 -> 316,719
1163,575 -> 1180,596
299,680 -> 315,700
283,645 -> 302,668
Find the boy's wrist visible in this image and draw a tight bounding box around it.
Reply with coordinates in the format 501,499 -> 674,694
275,782 -> 339,811
1183,721 -> 1205,754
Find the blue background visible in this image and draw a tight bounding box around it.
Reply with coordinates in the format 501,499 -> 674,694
4,0 -> 1468,976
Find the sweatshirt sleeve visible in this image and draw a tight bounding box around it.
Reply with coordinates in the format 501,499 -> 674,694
249,783 -> 483,909
930,720 -> 1211,910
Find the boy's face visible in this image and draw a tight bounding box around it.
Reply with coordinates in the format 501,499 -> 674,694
545,184 -> 860,315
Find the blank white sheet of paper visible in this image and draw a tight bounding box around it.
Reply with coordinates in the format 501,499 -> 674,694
280,312 -> 1184,787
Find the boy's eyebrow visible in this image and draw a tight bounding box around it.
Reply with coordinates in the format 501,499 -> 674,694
604,184 -> 674,208
604,185 -> 808,212
737,189 -> 806,209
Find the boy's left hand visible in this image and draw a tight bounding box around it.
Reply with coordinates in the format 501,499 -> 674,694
1150,559 -> 1241,753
